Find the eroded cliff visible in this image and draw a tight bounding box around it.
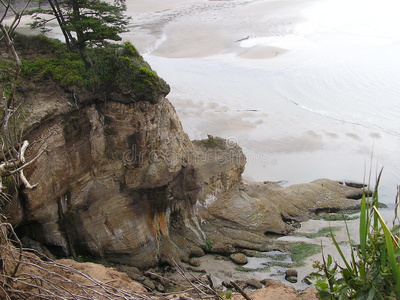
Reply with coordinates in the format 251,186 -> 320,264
2,37 -> 364,268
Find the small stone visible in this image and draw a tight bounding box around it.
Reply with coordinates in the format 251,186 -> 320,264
191,247 -> 205,257
189,257 -> 201,267
246,278 -> 263,289
285,276 -> 298,284
302,275 -> 312,285
142,278 -> 156,290
260,278 -> 269,285
230,253 -> 248,265
285,269 -> 298,277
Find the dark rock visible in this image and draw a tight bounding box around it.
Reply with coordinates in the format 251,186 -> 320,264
285,269 -> 298,277
285,276 -> 298,284
20,237 -> 56,260
302,275 -> 312,285
246,278 -> 263,289
230,253 -> 248,265
260,278 -> 269,285
285,269 -> 298,283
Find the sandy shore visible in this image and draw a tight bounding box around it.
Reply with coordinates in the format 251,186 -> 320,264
123,0 -> 310,59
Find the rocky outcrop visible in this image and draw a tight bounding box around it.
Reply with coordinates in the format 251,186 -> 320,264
4,76 -> 364,268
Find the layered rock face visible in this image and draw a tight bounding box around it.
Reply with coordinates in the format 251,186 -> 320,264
5,82 -> 363,268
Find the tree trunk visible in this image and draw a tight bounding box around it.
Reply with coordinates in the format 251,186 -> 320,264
50,0 -> 91,68
48,0 -> 71,49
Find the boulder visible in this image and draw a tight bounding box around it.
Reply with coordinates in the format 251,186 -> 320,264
246,278 -> 263,289
285,276 -> 298,284
189,258 -> 202,267
230,253 -> 248,265
285,269 -> 298,277
285,269 -> 298,283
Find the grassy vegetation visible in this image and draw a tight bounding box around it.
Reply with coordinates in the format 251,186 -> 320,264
10,33 -> 169,103
312,170 -> 400,299
314,212 -> 360,221
235,242 -> 321,274
200,237 -> 213,252
199,135 -> 219,148
290,242 -> 321,266
235,266 -> 258,272
293,226 -> 341,239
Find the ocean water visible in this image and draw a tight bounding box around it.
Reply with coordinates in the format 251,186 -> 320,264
121,0 -> 400,204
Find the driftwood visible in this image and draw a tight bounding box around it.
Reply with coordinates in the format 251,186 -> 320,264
0,221 -> 161,299
0,0 -> 45,204
230,281 -> 252,300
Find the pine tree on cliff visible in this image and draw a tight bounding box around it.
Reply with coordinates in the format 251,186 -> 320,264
28,0 -> 130,67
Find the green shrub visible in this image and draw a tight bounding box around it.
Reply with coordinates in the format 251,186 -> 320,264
312,170 -> 400,299
201,237 -> 213,252
13,34 -> 169,103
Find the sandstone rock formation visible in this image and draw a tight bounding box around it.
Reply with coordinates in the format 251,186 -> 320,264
4,72 -> 364,269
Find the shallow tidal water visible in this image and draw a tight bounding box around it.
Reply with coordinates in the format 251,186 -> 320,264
121,0 -> 400,204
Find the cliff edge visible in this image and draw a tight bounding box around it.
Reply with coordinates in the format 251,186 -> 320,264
2,35 -> 363,268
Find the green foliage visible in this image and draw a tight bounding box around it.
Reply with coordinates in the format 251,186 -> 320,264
13,34 -> 168,103
223,291 -> 232,299
202,136 -> 218,147
22,56 -> 86,88
311,171 -> 400,299
122,41 -> 140,58
289,242 -> 321,266
275,241 -> 321,268
234,266 -> 255,272
313,210 -> 360,221
88,43 -> 169,103
201,237 -> 213,252
294,227 -> 341,239
198,135 -> 226,148
28,0 -> 130,50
